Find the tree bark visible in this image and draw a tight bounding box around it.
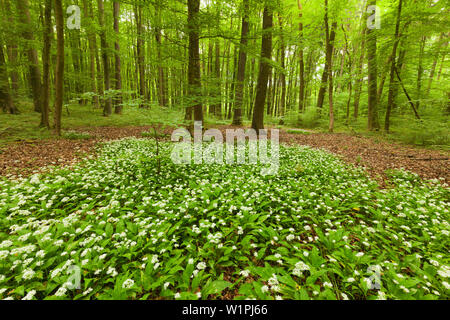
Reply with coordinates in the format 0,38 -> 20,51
251,5 -> 273,131
187,0 -> 203,122
98,0 -> 112,116
113,1 -> 123,114
213,40 -> 222,118
232,0 -> 249,125
426,33 -> 446,95
82,0 -> 100,109
16,0 -> 42,113
134,4 -> 146,108
278,14 -> 287,118
3,0 -> 19,95
316,18 -> 336,112
155,2 -> 167,107
54,0 -> 64,136
298,0 -> 306,112
384,0 -> 402,133
41,0 -> 52,128
416,36 -> 426,110
353,28 -> 366,120
0,43 -> 17,114
324,0 -> 336,132
367,0 -> 380,131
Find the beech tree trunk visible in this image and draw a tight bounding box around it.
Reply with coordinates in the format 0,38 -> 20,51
298,0 -> 305,112
426,33 -> 446,95
213,40 -> 222,118
353,28 -> 366,120
367,0 -> 380,131
324,0 -> 336,133
232,0 -> 249,125
3,0 -> 19,95
251,5 -> 273,131
155,2 -> 167,108
54,0 -> 64,136
98,0 -> 112,116
135,4 -> 146,108
16,0 -> 42,113
278,14 -> 287,118
384,0 -> 402,133
0,42 -> 17,114
41,0 -> 52,128
113,1 -> 123,114
187,0 -> 203,122
316,19 -> 336,112
82,0 -> 99,109
417,36 -> 426,109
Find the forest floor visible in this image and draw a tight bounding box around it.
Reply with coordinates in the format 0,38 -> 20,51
0,124 -> 448,186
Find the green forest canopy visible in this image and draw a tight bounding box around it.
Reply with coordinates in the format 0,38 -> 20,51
0,0 -> 448,139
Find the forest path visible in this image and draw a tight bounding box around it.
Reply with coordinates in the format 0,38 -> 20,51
0,125 -> 448,186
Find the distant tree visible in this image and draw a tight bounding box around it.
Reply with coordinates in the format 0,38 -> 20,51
134,3 -> 146,108
82,0 -> 100,109
41,0 -> 52,129
0,42 -> 17,114
98,0 -> 112,116
113,1 -> 123,114
366,0 -> 380,131
384,0 -> 403,133
16,0 -> 42,113
54,0 -> 64,136
297,0 -> 305,113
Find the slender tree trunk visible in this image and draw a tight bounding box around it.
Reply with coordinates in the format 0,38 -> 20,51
416,36 -> 426,110
367,0 -> 380,131
324,0 -> 336,132
266,71 -> 273,116
353,28 -> 366,120
341,25 -> 353,125
16,0 -> 42,113
113,1 -> 123,114
251,5 -> 273,131
336,49 -> 345,93
70,30 -> 82,101
232,0 -> 249,125
377,53 -> 394,104
135,4 -> 146,108
206,40 -> 213,114
247,57 -> 255,119
213,40 -> 222,118
385,0 -> 403,133
316,19 -> 336,112
278,14 -> 287,118
298,0 -> 305,112
54,0 -> 64,136
426,33 -> 446,95
228,46 -> 238,120
437,53 -> 446,81
155,2 -> 167,107
82,0 -> 99,109
0,43 -> 17,114
41,0 -> 52,128
3,0 -> 19,95
98,0 -> 111,116
187,0 -> 203,122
